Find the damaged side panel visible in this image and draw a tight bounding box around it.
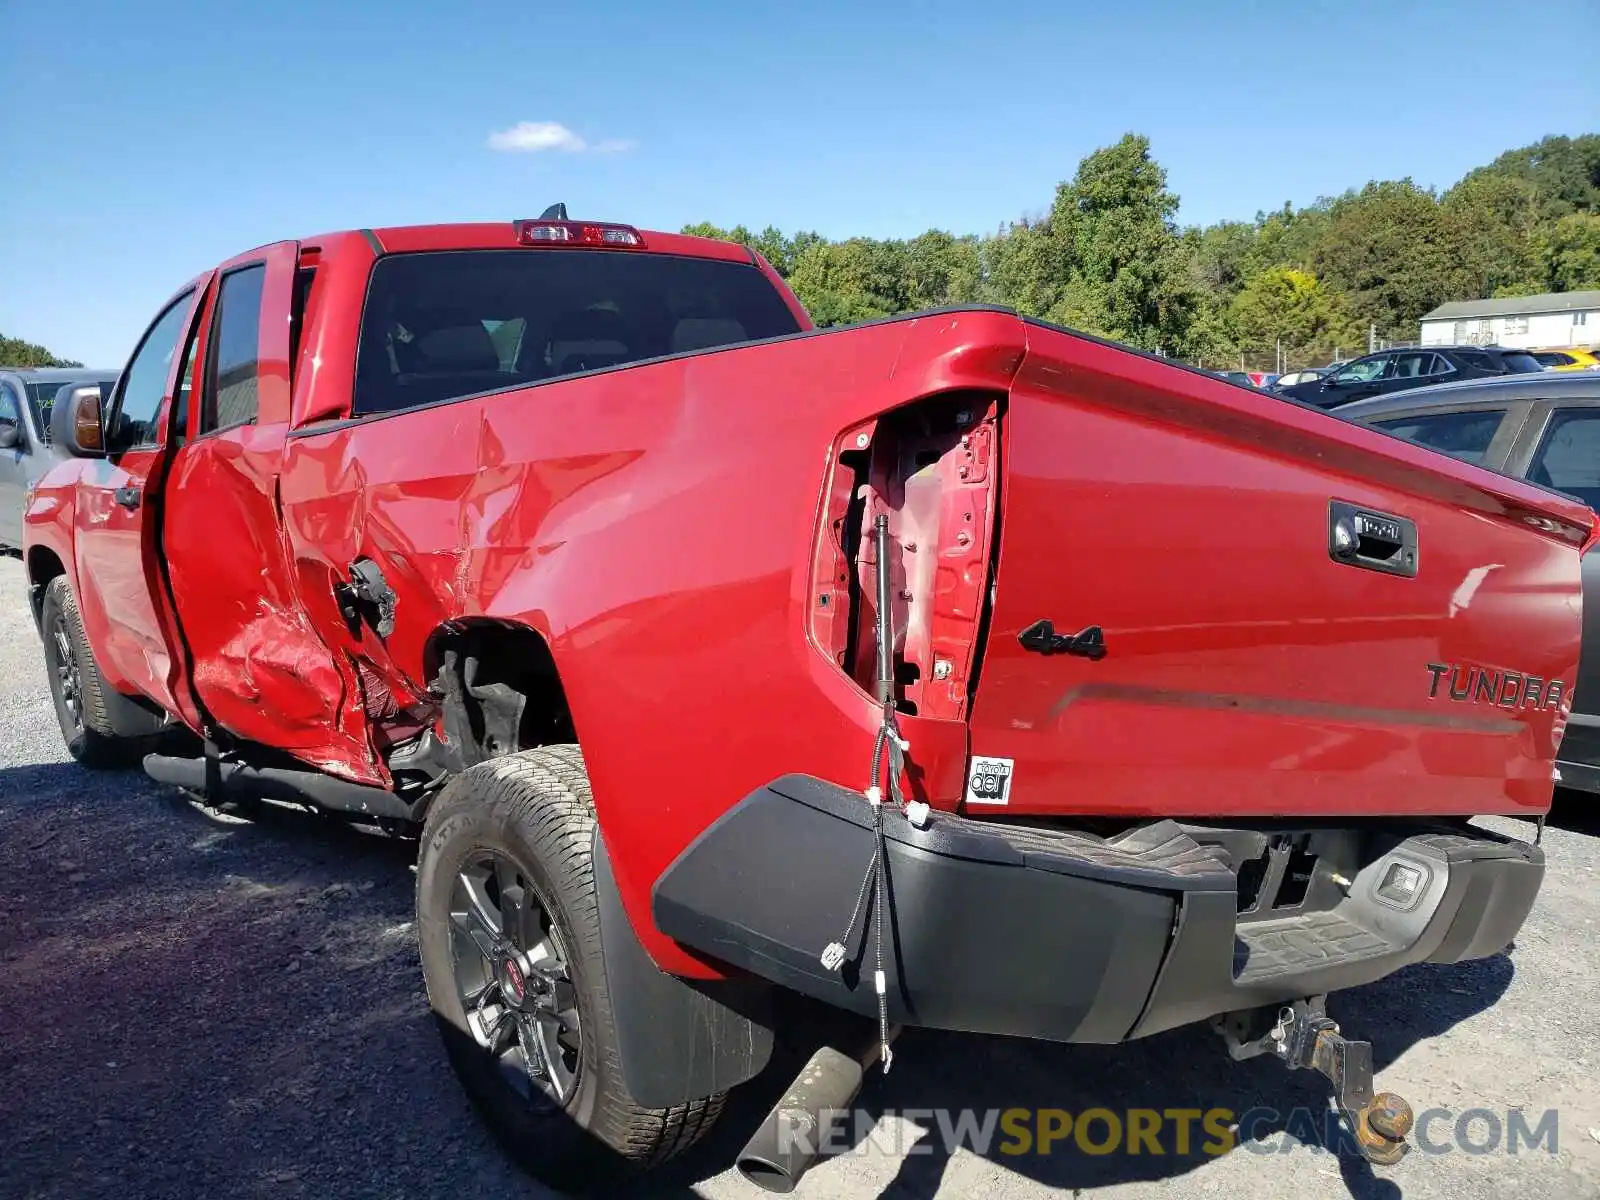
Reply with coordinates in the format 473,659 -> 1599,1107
278,309 -> 1027,977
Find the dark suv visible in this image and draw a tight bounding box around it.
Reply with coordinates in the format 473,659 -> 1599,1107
1276,345 -> 1544,408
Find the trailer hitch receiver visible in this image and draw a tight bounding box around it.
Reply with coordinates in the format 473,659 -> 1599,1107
1215,997 -> 1413,1165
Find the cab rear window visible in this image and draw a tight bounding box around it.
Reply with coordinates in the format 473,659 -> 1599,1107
352,249 -> 802,416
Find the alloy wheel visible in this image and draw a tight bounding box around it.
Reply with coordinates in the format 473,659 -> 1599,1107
448,850 -> 582,1106
50,614 -> 84,737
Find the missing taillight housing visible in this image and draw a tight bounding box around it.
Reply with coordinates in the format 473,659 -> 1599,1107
808,393 -> 1003,720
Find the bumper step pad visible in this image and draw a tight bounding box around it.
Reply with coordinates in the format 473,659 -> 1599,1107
1235,912 -> 1393,984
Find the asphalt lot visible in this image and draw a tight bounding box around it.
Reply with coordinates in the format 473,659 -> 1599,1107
2,553 -> 1598,1200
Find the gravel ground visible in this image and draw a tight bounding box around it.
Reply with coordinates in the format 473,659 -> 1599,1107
2,553 -> 1598,1200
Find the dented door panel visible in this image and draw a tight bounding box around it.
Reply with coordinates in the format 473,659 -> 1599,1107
161,244 -> 381,780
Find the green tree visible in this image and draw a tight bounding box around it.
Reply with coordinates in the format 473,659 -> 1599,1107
901,230 -> 983,309
1454,134 -> 1600,223
1535,212 -> 1600,291
0,334 -> 82,368
787,238 -> 906,326
1441,173 -> 1543,298
977,218 -> 1064,316
1230,267 -> 1363,368
682,130 -> 1598,358
1044,133 -> 1199,352
1310,180 -> 1471,340
1187,219 -> 1257,300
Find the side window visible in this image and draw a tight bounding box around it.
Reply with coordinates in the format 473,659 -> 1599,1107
203,265 -> 266,432
1371,410 -> 1506,466
108,292 -> 194,449
1527,409 -> 1600,507
1390,352 -> 1433,380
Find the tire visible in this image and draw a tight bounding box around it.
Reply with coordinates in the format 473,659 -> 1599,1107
416,745 -> 724,1192
40,575 -> 140,768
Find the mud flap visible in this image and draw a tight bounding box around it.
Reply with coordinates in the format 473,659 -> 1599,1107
592,828 -> 774,1107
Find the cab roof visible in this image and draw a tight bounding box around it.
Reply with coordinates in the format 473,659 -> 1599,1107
303,221 -> 757,264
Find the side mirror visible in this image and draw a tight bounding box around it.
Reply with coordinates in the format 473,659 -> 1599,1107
0,421 -> 17,450
50,384 -> 109,458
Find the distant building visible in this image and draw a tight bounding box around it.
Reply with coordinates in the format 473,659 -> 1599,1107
1420,291 -> 1600,350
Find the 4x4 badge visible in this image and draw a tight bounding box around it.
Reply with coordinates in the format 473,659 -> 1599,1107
1018,619 -> 1106,660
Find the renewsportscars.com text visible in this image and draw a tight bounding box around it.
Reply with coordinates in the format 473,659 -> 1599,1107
777,1106 -> 1561,1159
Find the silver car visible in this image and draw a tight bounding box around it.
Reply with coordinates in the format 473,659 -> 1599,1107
1338,370 -> 1600,797
0,368 -> 119,549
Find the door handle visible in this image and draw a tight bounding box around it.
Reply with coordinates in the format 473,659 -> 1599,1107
113,486 -> 141,510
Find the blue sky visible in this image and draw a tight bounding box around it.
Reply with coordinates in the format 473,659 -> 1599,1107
2,0 -> 1595,367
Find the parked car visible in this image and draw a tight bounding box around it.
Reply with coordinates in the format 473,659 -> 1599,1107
1529,347 -> 1600,372
1338,371 -> 1600,796
0,368 -> 119,549
1276,345 -> 1545,408
21,213 -> 1588,1191
1273,367 -> 1330,389
1213,369 -> 1279,389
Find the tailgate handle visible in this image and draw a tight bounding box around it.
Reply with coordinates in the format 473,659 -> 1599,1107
1329,501 -> 1417,578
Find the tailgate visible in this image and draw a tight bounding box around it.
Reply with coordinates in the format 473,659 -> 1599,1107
966,322 -> 1594,819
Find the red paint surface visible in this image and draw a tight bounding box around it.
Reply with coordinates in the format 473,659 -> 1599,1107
970,323 -> 1590,820
22,220 -> 1594,980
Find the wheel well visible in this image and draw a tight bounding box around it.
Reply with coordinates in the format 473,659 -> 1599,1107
424,620 -> 576,761
25,546 -> 66,626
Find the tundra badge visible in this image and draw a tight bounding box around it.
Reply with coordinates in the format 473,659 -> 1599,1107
1426,662 -> 1567,710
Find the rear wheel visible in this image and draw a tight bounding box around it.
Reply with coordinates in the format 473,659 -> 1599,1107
416,746 -> 724,1192
40,576 -> 140,768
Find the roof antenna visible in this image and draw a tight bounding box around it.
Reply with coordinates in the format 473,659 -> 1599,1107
539,203 -> 569,220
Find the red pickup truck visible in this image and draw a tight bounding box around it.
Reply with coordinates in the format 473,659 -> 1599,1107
22,210 -> 1589,1191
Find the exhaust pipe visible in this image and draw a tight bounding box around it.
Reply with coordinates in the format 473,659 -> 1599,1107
736,1029 -> 900,1194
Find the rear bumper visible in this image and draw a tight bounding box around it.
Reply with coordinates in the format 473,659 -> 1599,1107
651,775 -> 1544,1044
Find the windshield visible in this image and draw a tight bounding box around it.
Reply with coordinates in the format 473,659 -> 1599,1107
353,249 -> 804,416
25,382 -> 67,441
24,380 -> 111,443
1332,357 -> 1387,383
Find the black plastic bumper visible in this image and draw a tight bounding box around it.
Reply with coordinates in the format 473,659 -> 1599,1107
651,775 -> 1544,1045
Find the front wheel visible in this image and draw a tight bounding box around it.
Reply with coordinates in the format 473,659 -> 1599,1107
415,746 -> 724,1192
40,576 -> 141,768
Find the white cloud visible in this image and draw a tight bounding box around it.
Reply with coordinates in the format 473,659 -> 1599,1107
487,121 -> 635,154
